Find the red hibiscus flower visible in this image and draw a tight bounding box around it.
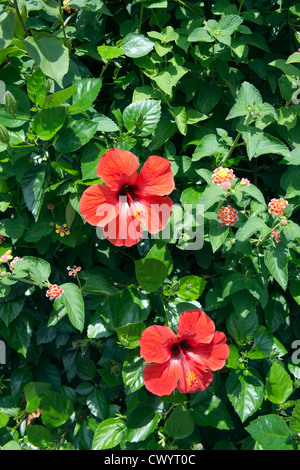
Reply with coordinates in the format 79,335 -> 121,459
138,310 -> 229,396
78,148 -> 175,247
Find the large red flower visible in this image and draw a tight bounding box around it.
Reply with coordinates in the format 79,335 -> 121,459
138,310 -> 229,396
79,148 -> 175,247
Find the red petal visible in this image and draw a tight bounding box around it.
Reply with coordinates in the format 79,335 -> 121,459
143,359 -> 181,396
102,201 -> 143,247
177,361 -> 213,393
136,155 -> 175,196
96,148 -> 139,191
78,184 -> 118,227
177,310 -> 215,346
134,195 -> 173,234
189,331 -> 230,371
139,325 -> 177,364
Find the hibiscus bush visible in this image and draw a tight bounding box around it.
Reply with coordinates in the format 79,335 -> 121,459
1,0 -> 300,452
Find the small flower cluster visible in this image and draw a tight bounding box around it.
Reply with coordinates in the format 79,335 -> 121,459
240,178 -> 250,186
0,250 -> 13,263
213,167 -> 235,187
268,198 -> 289,217
67,265 -> 81,278
56,224 -> 70,237
217,205 -> 239,226
271,228 -> 280,243
0,235 -> 5,245
46,284 -> 64,301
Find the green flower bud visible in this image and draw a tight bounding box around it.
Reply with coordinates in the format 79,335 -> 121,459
0,124 -> 10,145
4,91 -> 18,115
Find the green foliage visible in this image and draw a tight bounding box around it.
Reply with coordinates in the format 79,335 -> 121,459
0,0 -> 299,452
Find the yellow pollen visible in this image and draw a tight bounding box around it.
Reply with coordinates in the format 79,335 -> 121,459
134,209 -> 146,222
186,370 -> 199,390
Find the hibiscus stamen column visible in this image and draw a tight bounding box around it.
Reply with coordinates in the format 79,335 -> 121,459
176,342 -> 199,392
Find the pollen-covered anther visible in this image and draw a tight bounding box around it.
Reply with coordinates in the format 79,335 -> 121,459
186,370 -> 199,390
134,209 -> 147,223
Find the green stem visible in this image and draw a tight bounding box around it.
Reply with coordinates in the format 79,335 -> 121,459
221,131 -> 241,166
13,0 -> 29,36
160,294 -> 170,327
58,0 -> 68,45
138,3 -> 144,34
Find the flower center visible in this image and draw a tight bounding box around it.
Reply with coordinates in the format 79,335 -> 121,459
186,370 -> 199,390
118,184 -> 138,204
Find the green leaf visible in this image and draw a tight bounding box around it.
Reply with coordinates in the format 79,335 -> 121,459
191,395 -> 234,430
39,85 -> 77,109
123,99 -> 161,137
0,10 -> 16,49
226,369 -> 264,422
21,163 -> 50,221
27,67 -> 47,104
116,322 -> 146,349
239,184 -> 267,208
177,275 -> 207,301
165,405 -> 194,440
92,418 -> 125,450
193,134 -> 228,161
58,283 -> 85,332
151,65 -> 188,97
97,45 -> 124,60
26,425 -> 52,449
54,118 -> 98,153
135,258 -> 167,293
0,297 -> 25,327
265,362 -> 294,404
196,81 -> 222,114
125,405 -> 160,442
72,78 -> 102,111
108,286 -> 151,329
227,81 -> 263,120
87,389 -> 107,420
122,351 -> 145,394
209,219 -> 229,253
198,185 -> 227,212
82,272 -> 119,296
39,0 -> 59,16
41,391 -> 74,428
121,33 -> 154,58
188,27 -> 214,43
25,34 -> 69,87
0,411 -> 9,428
246,414 -> 294,450
32,107 -> 67,140
264,244 -> 289,290
24,382 -> 52,413
235,216 -> 268,243
240,126 -> 290,160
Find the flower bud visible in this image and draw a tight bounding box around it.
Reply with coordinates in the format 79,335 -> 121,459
4,91 -> 18,115
0,124 -> 10,145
